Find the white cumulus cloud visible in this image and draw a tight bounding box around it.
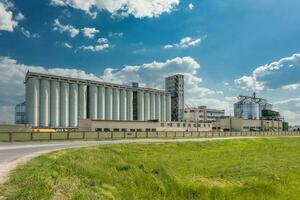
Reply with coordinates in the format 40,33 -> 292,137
20,27 -> 40,38
235,53 -> 300,91
53,18 -> 79,38
188,3 -> 194,10
0,1 -> 18,32
163,36 -> 205,49
81,27 -> 99,39
50,0 -> 180,19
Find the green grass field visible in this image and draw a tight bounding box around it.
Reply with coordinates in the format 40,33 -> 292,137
2,138 -> 300,199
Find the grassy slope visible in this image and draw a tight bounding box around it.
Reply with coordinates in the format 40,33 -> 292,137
2,138 -> 300,199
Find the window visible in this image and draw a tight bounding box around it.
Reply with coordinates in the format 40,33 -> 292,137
121,128 -> 127,132
130,129 -> 135,132
137,129 -> 142,132
188,124 -> 191,127
183,123 -> 186,127
193,124 -> 196,127
161,123 -> 165,127
177,123 -> 181,127
151,128 -> 156,132
113,128 -> 119,132
96,128 -> 102,131
104,128 -> 110,132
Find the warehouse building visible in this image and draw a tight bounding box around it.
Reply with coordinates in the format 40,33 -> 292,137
78,119 -> 212,132
25,72 -> 171,128
184,106 -> 225,123
212,117 -> 284,132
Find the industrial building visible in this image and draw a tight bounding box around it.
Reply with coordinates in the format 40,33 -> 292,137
25,72 -> 172,128
165,74 -> 184,121
78,119 -> 212,132
184,106 -> 225,123
234,93 -> 272,120
212,117 -> 286,132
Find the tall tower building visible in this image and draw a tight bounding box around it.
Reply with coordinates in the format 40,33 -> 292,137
165,74 -> 184,121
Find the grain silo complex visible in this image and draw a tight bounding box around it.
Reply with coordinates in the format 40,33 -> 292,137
25,72 -> 172,128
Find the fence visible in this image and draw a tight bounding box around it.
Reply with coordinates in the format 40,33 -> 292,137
0,131 -> 299,142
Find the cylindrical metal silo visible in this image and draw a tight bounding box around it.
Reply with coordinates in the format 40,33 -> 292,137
60,82 -> 69,127
155,93 -> 161,121
89,85 -> 98,120
113,88 -> 120,120
105,87 -> 113,120
78,84 -> 87,120
50,81 -> 60,127
98,86 -> 105,120
166,94 -> 171,122
144,92 -> 150,121
137,90 -> 144,121
120,89 -> 127,120
40,79 -> 50,127
150,93 -> 156,120
26,78 -> 39,127
127,90 -> 133,120
69,83 -> 78,127
161,94 -> 166,122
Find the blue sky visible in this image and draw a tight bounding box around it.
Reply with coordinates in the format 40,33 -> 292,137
0,0 -> 300,125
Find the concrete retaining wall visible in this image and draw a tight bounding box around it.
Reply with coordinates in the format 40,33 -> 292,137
0,131 -> 299,142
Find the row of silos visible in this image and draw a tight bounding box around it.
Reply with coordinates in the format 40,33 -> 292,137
26,75 -> 172,128
26,78 -> 88,127
137,91 -> 171,122
88,86 -> 134,121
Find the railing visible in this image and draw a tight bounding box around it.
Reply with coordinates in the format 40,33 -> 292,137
0,131 -> 299,142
